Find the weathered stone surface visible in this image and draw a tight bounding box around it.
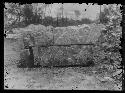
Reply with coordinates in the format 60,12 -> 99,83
12,24 -> 105,66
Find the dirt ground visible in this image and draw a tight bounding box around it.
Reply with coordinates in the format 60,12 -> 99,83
4,38 -> 120,90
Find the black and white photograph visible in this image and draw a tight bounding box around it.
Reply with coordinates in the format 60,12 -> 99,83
4,3 -> 122,90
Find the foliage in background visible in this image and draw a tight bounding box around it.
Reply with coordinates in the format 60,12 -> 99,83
4,3 -> 93,31
92,5 -> 122,82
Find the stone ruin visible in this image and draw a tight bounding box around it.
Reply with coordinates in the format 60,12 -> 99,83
13,24 -> 106,67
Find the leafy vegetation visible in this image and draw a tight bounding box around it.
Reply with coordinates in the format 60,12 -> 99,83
92,5 -> 122,87
4,3 -> 93,31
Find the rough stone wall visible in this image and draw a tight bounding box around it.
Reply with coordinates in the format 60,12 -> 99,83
13,24 -> 105,66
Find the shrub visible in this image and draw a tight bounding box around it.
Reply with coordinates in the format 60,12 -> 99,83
92,5 -> 122,80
